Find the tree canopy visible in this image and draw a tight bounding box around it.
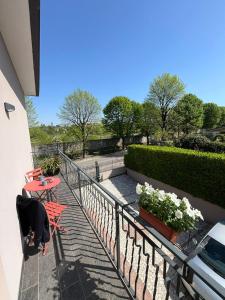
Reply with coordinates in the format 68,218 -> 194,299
139,102 -> 160,144
146,73 -> 185,133
175,94 -> 204,134
203,103 -> 221,129
58,89 -> 101,157
103,96 -> 141,148
218,107 -> 225,126
25,97 -> 39,128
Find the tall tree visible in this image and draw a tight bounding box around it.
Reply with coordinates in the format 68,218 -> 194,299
203,103 -> 221,129
140,102 -> 160,144
218,106 -> 225,126
58,89 -> 101,157
25,97 -> 39,128
167,109 -> 183,138
174,94 -> 204,134
103,96 -> 141,148
146,73 -> 185,136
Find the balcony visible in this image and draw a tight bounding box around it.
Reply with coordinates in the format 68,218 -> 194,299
19,151 -> 225,300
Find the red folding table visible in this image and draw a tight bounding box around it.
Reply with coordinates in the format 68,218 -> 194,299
23,177 -> 61,202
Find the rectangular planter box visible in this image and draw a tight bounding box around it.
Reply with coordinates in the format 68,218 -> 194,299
139,207 -> 178,243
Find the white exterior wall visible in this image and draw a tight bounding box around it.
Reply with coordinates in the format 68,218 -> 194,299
0,33 -> 33,300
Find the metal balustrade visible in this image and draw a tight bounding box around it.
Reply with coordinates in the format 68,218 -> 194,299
58,150 -> 225,300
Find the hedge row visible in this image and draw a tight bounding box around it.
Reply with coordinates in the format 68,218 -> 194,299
124,145 -> 225,208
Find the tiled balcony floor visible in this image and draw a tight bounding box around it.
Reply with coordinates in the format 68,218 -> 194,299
19,176 -> 131,300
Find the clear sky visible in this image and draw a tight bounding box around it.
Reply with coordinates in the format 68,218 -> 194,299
34,0 -> 225,124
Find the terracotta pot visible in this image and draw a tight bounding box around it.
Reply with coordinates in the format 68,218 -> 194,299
139,207 -> 178,243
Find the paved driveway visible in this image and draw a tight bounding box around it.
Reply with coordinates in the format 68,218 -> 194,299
101,174 -> 139,210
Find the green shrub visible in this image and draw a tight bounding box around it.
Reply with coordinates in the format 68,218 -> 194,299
176,134 -> 210,150
40,156 -> 60,176
214,134 -> 225,142
203,141 -> 225,153
65,148 -> 81,160
176,134 -> 225,153
125,145 -> 225,208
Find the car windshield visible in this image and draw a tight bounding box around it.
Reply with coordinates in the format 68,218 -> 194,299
198,237 -> 225,278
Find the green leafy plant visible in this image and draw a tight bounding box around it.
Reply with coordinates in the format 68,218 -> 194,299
137,183 -> 203,232
65,148 -> 81,160
214,134 -> 225,142
103,96 -> 142,149
125,145 -> 225,208
176,134 -> 225,153
40,156 -> 60,176
176,134 -> 210,150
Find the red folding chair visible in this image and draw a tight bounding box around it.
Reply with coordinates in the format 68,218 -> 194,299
44,202 -> 68,235
26,168 -> 43,182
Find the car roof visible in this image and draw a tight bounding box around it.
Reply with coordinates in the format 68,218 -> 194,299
207,221 -> 225,245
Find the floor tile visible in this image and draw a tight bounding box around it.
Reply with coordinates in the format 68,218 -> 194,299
21,285 -> 38,300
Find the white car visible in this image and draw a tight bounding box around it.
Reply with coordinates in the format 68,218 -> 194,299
183,221 -> 225,300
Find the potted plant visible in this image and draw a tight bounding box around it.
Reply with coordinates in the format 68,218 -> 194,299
136,182 -> 204,243
41,156 -> 60,176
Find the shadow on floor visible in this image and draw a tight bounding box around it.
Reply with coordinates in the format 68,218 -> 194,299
19,176 -> 131,300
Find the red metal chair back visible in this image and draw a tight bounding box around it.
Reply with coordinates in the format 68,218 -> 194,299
26,168 -> 43,181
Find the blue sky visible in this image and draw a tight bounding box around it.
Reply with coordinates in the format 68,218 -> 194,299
34,0 -> 225,124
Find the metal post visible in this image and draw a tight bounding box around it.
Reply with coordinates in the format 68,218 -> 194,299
65,161 -> 69,183
115,203 -> 120,271
95,161 -> 100,182
78,169 -> 83,207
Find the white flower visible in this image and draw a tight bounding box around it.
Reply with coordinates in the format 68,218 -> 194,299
172,197 -> 181,207
166,192 -> 180,206
136,183 -> 143,195
175,209 -> 183,219
186,208 -> 195,219
182,197 -> 191,209
157,190 -> 165,201
194,209 -> 204,220
145,187 -> 154,195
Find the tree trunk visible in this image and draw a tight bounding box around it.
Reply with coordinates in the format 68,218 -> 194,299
82,141 -> 85,158
161,112 -> 167,141
147,135 -> 150,145
81,125 -> 86,158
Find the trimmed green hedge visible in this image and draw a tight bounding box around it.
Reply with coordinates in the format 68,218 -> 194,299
125,145 -> 225,208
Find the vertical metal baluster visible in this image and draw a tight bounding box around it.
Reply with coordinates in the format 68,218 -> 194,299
153,265 -> 159,299
65,160 -> 68,183
123,230 -> 129,278
142,239 -> 150,300
163,259 -> 167,279
106,202 -> 110,250
176,274 -> 181,296
77,169 -> 82,207
109,205 -> 114,258
115,202 -> 120,271
134,230 -> 141,298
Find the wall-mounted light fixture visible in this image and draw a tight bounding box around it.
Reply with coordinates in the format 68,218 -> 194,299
4,102 -> 15,113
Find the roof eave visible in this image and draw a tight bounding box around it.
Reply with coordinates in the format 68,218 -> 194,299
28,0 -> 40,96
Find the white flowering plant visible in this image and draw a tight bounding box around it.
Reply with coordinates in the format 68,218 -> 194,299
137,182 -> 204,232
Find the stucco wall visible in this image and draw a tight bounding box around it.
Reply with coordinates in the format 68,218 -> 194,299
0,33 -> 33,300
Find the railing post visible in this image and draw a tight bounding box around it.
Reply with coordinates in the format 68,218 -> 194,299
115,202 -> 120,271
78,169 -> 83,207
95,161 -> 100,182
65,161 -> 69,183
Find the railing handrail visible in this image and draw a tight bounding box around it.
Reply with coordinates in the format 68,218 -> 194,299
58,149 -> 225,299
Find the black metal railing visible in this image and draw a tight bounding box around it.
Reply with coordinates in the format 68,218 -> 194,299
58,150 -> 225,300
